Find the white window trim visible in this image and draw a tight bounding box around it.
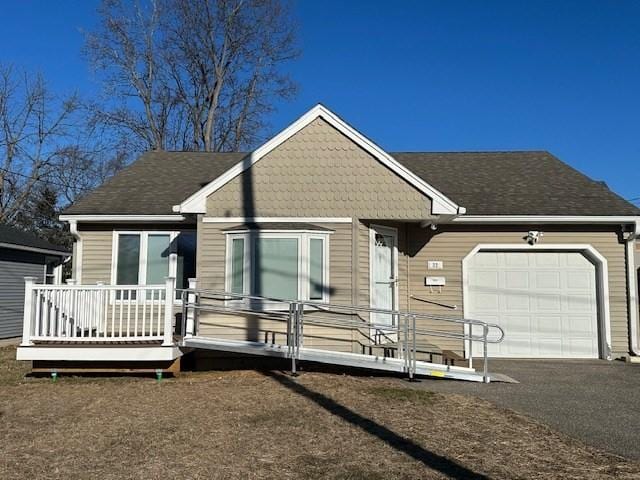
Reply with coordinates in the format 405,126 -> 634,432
111,231 -> 178,287
224,230 -> 330,307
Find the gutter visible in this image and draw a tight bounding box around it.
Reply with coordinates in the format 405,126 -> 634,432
625,220 -> 640,357
451,215 -> 640,224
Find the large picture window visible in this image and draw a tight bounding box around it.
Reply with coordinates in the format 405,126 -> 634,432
225,230 -> 329,303
113,231 -> 196,300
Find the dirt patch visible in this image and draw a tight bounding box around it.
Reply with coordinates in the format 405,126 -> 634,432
1,345 -> 639,479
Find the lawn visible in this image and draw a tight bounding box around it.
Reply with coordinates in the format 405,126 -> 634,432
1,345 -> 638,479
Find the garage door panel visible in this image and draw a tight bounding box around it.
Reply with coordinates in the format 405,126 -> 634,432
470,270 -> 498,288
536,337 -> 563,356
568,294 -> 594,312
565,314 -> 597,334
467,251 -> 599,359
534,253 -> 561,267
537,315 -> 562,335
506,293 -> 530,311
472,293 -> 500,311
566,338 -> 598,357
536,294 -> 562,311
473,252 -> 500,267
504,315 -> 532,334
505,253 -> 529,266
566,271 -> 593,289
535,271 -> 561,289
505,335 -> 533,356
505,270 -> 529,289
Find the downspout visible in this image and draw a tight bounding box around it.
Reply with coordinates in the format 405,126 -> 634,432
69,220 -> 83,284
625,220 -> 640,356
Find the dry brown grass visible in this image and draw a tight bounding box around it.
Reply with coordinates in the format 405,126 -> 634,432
1,345 -> 638,479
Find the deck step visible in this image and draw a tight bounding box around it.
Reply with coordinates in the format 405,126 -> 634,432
183,336 -> 488,382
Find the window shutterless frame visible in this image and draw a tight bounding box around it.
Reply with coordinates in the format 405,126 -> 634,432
224,230 -> 330,306
111,230 -> 196,303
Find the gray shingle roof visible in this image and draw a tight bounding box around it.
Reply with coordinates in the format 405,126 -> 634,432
64,151 -> 246,215
0,224 -> 69,254
393,151 -> 640,216
63,150 -> 640,217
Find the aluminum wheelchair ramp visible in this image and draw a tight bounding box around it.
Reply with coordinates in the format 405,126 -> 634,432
179,290 -> 505,383
183,336 -> 485,382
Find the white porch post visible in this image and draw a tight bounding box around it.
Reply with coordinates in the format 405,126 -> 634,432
21,277 -> 37,346
163,277 -> 176,346
186,278 -> 197,337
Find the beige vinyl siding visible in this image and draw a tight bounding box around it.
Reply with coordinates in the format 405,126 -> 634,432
196,221 -> 357,352
205,117 -> 432,219
79,230 -> 113,284
405,225 -> 630,356
77,223 -> 195,285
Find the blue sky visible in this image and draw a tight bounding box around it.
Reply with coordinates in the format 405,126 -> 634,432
1,0 -> 638,202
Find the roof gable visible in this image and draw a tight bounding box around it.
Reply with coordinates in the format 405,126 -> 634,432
204,117 -> 435,219
175,104 -> 462,216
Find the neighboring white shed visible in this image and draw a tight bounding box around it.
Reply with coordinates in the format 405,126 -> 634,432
0,224 -> 69,339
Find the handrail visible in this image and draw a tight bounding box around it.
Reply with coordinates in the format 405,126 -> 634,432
180,288 -> 505,341
410,295 -> 458,310
178,288 -> 505,383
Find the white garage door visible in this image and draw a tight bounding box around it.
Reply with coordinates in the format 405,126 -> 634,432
467,251 -> 599,358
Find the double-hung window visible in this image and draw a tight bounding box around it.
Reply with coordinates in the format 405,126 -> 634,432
113,231 -> 196,299
225,230 -> 330,304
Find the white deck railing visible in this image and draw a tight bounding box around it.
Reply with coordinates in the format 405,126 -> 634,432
21,277 -> 176,346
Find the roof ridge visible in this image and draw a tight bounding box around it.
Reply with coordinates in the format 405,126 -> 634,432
390,150 -> 550,154
147,150 -> 250,154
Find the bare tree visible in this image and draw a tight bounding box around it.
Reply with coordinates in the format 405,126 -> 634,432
86,0 -> 298,153
85,0 -> 177,151
0,64 -> 126,244
0,65 -> 82,225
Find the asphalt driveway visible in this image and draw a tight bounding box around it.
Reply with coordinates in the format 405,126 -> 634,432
410,359 -> 640,461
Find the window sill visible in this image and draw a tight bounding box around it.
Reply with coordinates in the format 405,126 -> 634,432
224,299 -> 329,313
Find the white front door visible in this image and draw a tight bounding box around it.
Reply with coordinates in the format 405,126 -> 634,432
370,225 -> 398,337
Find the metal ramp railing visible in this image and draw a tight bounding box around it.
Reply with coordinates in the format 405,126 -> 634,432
178,289 -> 505,383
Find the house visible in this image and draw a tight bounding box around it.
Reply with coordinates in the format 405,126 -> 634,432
16,105 -> 640,380
0,224 -> 68,339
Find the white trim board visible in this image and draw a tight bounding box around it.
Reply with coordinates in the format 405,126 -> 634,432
16,345 -> 183,361
451,215 -> 640,224
59,215 -> 186,222
175,104 -> 463,216
461,243 -> 612,360
203,217 -> 353,223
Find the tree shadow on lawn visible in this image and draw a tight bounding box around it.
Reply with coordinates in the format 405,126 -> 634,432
262,370 -> 489,480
